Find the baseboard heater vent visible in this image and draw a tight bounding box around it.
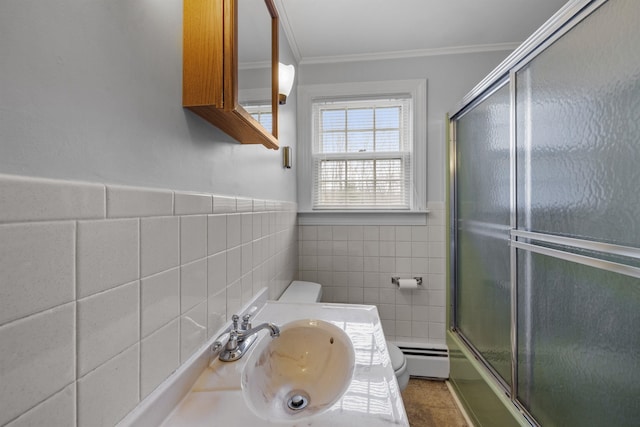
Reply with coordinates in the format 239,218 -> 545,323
398,345 -> 450,379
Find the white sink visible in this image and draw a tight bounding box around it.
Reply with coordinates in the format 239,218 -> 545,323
241,319 -> 355,421
158,301 -> 408,427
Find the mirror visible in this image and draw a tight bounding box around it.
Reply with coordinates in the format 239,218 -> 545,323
183,0 -> 279,149
236,0 -> 278,138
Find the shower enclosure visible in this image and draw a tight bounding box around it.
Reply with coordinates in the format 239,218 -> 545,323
448,1 -> 640,425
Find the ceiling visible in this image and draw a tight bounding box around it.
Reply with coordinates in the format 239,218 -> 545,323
273,0 -> 570,64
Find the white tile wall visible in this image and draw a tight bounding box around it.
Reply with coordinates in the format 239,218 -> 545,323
0,222 -> 75,324
297,203 -> 447,345
0,173 -> 298,426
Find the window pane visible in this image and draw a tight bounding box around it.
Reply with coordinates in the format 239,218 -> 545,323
260,113 -> 272,132
321,109 -> 346,131
347,108 -> 374,130
376,181 -> 404,202
320,161 -> 345,181
347,160 -> 374,181
319,182 -> 346,204
376,130 -> 401,151
347,131 -> 374,152
376,107 -> 400,129
376,159 -> 403,180
348,181 -> 375,201
321,132 -> 346,153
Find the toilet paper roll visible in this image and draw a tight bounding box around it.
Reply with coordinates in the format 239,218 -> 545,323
397,278 -> 419,289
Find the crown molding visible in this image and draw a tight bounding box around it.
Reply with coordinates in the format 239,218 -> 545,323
298,42 -> 520,66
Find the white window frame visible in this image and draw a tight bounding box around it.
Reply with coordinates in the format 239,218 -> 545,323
297,79 -> 427,224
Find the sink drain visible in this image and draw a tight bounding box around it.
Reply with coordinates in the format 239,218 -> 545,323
286,391 -> 310,411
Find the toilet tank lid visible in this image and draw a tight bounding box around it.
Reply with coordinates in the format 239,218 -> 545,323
387,342 -> 406,371
279,281 -> 322,303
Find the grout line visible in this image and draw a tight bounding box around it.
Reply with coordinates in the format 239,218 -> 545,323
138,217 -> 142,403
74,219 -> 80,426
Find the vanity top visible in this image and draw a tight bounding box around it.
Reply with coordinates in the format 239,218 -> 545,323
161,301 -> 408,426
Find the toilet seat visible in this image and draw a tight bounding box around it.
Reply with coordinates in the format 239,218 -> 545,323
387,342 -> 409,391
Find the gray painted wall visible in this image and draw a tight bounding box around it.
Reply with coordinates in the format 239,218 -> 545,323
0,0 -> 297,201
298,51 -> 511,202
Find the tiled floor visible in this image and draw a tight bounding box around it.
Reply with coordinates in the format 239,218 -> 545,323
401,379 -> 469,427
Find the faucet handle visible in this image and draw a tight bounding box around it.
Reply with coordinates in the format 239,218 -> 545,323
231,314 -> 239,330
225,330 -> 239,351
241,313 -> 252,330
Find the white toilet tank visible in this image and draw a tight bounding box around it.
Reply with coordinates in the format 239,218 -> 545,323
279,280 -> 322,303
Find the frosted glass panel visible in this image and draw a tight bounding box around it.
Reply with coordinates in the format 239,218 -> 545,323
455,83 -> 511,384
516,0 -> 640,248
517,250 -> 640,426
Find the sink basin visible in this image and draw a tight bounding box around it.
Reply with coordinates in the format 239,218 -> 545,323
241,319 -> 355,421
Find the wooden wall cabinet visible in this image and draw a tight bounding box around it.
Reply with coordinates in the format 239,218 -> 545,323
183,0 -> 279,150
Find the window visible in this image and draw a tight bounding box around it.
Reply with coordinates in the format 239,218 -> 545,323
244,103 -> 273,134
312,97 -> 412,209
298,80 -> 427,217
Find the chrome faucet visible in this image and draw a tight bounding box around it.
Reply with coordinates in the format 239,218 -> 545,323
210,313 -> 280,364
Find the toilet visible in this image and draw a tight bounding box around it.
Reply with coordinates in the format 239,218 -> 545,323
279,280 -> 409,391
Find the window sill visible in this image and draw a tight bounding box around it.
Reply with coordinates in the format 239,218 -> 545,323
297,210 -> 429,226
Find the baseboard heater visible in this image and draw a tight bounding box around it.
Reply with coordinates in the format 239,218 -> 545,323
398,345 -> 450,379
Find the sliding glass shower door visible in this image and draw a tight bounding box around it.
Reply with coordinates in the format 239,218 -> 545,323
454,82 -> 512,386
513,0 -> 640,424
451,1 -> 640,425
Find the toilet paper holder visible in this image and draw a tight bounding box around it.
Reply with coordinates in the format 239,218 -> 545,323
391,276 -> 423,287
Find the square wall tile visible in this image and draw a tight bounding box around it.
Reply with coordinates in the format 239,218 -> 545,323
181,259 -> 208,314
77,218 -> 139,298
207,289 -> 226,338
379,226 -> 395,241
181,215 -> 207,264
141,217 -> 180,277
107,185 -> 173,218
0,303 -> 75,426
174,192 -> 212,215
226,281 -> 242,317
241,214 -> 253,244
316,226 -> 332,240
241,244 -> 253,276
396,242 -> 412,257
141,268 -> 180,338
252,213 -> 262,240
347,226 -> 363,241
300,226 -> 317,240
226,214 -> 241,249
0,222 -> 75,325
207,252 -> 227,296
5,384 -> 75,427
332,226 -> 348,241
207,215 -> 226,255
141,319 -> 180,398
363,226 -> 379,241
395,226 -> 412,241
180,301 -> 207,362
409,225 -> 427,242
226,247 -> 241,285
363,241 -> 379,257
77,281 -> 139,376
78,344 -> 139,427
0,174 -> 105,222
